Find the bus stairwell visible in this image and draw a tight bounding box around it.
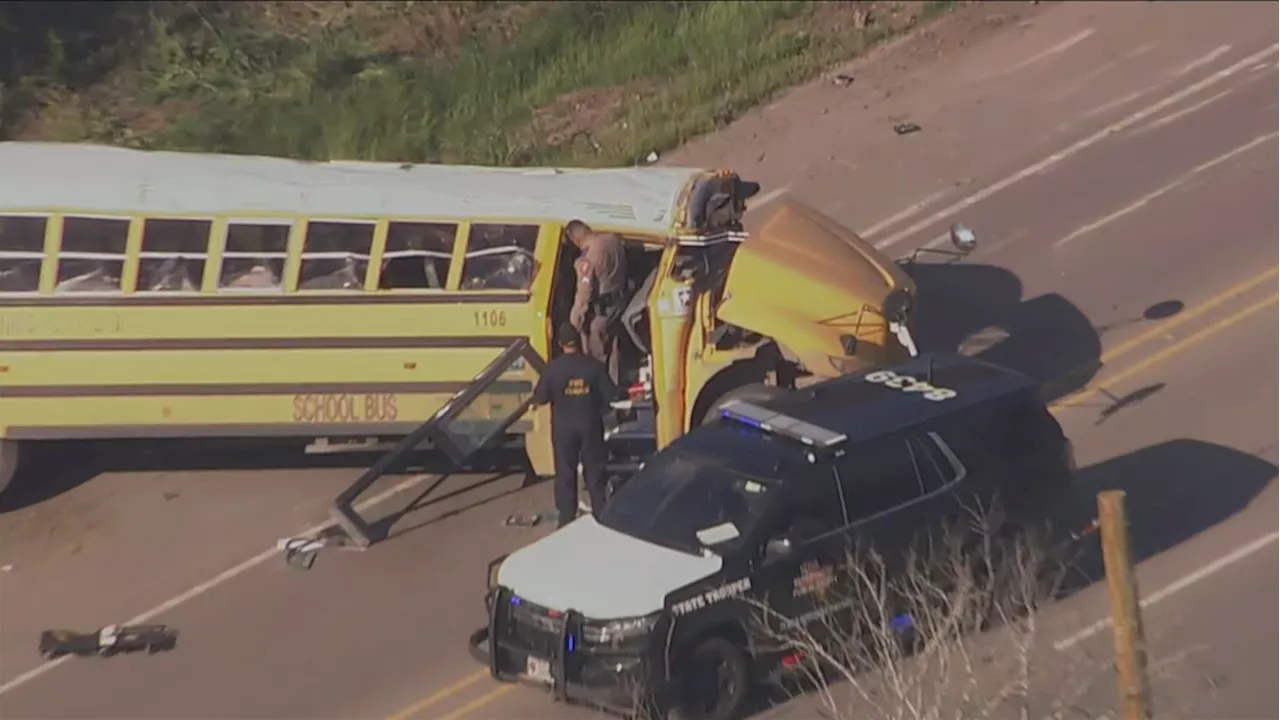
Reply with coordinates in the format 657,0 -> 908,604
328,338 -> 547,549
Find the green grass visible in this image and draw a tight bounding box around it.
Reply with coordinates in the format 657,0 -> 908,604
5,1 -> 957,167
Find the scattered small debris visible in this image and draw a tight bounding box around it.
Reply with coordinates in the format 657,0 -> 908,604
504,510 -> 558,528
278,536 -> 326,570
276,526 -> 360,570
644,150 -> 659,164
831,73 -> 855,87
39,624 -> 177,659
893,122 -> 922,135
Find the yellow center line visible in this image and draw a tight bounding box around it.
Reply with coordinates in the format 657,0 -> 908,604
1096,265 -> 1277,366
390,274 -> 1280,720
1053,292 -> 1278,411
432,685 -> 517,720
385,671 -> 487,720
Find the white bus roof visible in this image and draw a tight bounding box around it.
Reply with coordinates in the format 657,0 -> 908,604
0,142 -> 709,235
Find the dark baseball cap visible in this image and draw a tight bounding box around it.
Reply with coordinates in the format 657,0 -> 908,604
557,322 -> 581,348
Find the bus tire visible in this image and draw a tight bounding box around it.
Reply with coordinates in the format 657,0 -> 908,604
699,383 -> 787,426
668,637 -> 751,720
0,439 -> 19,501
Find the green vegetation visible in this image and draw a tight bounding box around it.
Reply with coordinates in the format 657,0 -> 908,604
1,1 -> 955,167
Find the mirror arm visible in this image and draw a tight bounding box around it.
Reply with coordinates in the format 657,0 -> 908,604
898,246 -> 968,269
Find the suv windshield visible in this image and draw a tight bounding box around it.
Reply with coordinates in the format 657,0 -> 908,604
598,449 -> 775,555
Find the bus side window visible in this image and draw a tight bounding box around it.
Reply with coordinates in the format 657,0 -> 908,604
137,218 -> 212,293
218,222 -> 291,291
56,216 -> 130,293
460,223 -> 539,291
0,215 -> 47,293
299,221 -> 375,291
380,222 -> 457,290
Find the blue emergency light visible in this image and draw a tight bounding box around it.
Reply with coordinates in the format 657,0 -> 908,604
719,400 -> 847,449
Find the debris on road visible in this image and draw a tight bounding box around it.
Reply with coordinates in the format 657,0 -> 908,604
893,122 -> 922,135
278,536 -> 327,570
276,525 -> 361,570
644,150 -> 659,163
504,510 -> 558,528
39,624 -> 177,659
831,73 -> 855,87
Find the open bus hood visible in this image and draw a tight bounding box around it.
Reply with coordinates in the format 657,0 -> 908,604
717,197 -> 916,374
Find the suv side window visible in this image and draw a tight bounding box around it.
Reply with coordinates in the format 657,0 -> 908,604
773,459 -> 848,546
837,439 -> 925,521
909,433 -> 965,494
929,406 -> 997,477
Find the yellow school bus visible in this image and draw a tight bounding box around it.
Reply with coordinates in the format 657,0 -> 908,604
0,141 -> 922,498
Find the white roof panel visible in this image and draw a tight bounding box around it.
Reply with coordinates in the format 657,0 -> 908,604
0,142 -> 706,234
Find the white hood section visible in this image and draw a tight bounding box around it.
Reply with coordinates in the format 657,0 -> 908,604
496,516 -> 723,620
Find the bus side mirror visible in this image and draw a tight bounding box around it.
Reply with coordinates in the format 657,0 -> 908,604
949,222 -> 978,253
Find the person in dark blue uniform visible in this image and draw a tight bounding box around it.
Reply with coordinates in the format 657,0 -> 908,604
531,323 -> 619,528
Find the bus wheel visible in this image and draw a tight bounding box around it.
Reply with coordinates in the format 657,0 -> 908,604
0,440 -> 19,501
669,637 -> 751,720
699,383 -> 788,426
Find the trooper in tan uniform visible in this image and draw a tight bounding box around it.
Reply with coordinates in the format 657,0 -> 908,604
565,219 -> 628,380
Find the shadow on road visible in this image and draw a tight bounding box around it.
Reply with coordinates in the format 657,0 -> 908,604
0,438 -> 527,514
908,260 -> 1183,404
910,261 -> 1102,401
1062,437 -> 1276,588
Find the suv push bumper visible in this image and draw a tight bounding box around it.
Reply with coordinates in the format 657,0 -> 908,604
470,587 -> 661,715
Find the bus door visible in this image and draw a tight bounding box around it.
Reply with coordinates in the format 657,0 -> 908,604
329,338 -> 547,548
647,232 -> 748,449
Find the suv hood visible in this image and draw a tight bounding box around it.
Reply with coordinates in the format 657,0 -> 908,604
718,198 -> 916,371
496,515 -> 722,619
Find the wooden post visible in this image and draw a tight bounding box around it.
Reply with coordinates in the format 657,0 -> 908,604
1097,490 -> 1152,720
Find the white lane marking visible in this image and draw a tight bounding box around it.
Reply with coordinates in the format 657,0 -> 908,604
1053,531 -> 1280,651
1172,45 -> 1233,77
858,188 -> 951,238
1130,88 -> 1234,138
873,43 -> 1280,253
0,471 -> 439,697
751,185 -> 791,208
1052,131 -> 1279,248
984,28 -> 1098,82
1048,43 -> 1157,103
1080,88 -> 1156,120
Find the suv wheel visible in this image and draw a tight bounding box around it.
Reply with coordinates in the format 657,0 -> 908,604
669,637 -> 750,720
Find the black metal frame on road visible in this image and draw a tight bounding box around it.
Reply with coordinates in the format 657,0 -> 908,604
329,338 -> 548,548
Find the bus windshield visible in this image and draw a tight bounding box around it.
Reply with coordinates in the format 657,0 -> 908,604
598,449 -> 776,556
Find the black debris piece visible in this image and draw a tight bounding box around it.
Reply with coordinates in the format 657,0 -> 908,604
894,122 -> 922,135
39,625 -> 177,659
832,73 -> 855,87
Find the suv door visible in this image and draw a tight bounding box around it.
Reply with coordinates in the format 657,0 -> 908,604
747,455 -> 849,659
834,434 -> 967,643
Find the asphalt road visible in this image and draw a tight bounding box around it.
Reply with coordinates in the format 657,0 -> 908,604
0,2 -> 1275,719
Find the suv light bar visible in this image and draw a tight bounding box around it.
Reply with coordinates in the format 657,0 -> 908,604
719,399 -> 847,448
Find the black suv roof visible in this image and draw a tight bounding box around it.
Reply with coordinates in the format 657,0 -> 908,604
718,353 -> 1039,448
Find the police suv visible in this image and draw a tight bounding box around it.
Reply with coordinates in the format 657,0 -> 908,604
469,354 -> 1075,720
